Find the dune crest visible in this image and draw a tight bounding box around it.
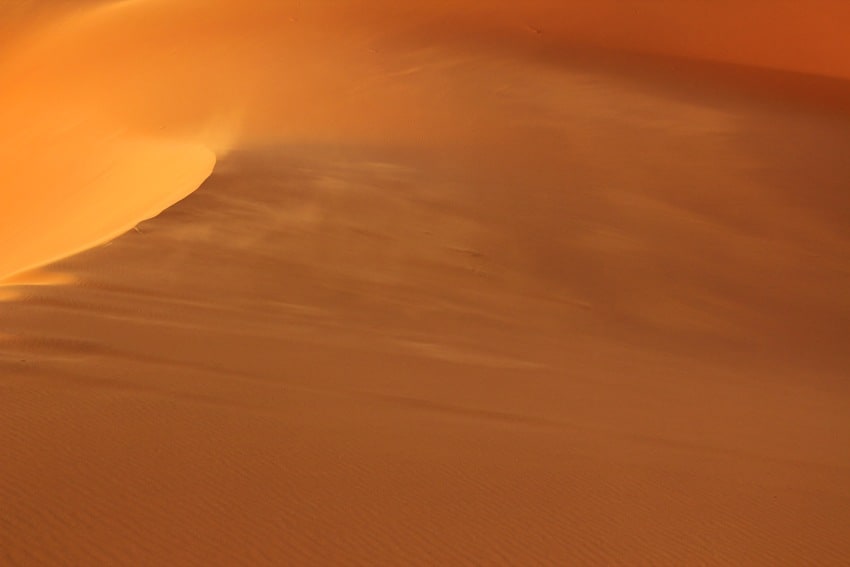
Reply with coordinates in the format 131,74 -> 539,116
0,114 -> 217,282
4,0 -> 850,283
0,0 -> 232,283
2,0 -> 850,565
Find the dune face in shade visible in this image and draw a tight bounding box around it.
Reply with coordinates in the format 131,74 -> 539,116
1,1 -> 850,566
480,0 -> 850,79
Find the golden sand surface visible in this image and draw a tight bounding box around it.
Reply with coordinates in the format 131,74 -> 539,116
1,1 -> 849,564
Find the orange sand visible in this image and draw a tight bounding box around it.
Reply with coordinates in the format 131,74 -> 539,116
1,1 -> 849,565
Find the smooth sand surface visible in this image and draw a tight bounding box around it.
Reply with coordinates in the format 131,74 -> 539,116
2,1 -> 850,565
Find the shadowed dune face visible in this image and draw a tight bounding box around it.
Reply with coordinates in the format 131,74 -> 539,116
1,1 -> 850,565
488,0 -> 850,79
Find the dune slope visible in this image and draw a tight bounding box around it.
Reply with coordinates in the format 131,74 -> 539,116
1,0 -> 850,565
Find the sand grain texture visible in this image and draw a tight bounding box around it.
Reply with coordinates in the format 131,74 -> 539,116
1,1 -> 850,565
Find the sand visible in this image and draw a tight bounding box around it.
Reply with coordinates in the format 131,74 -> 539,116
1,1 -> 849,565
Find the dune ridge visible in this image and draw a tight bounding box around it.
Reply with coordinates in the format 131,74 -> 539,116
0,0 -> 231,282
4,0 -> 850,283
1,1 -> 850,564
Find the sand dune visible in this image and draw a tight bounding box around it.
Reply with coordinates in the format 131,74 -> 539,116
1,1 -> 850,565
4,0 -> 850,280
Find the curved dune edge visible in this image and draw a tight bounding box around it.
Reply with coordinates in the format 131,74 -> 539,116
0,0 -> 225,285
1,1 -> 849,565
0,139 -> 216,284
3,0 -> 850,286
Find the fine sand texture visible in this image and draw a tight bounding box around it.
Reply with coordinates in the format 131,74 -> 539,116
2,1 -> 850,565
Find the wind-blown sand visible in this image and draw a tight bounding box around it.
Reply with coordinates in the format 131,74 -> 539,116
1,1 -> 849,565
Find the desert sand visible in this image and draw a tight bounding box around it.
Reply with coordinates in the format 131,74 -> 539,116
1,1 -> 849,565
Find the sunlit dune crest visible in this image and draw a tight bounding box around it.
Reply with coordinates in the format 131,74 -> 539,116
1,0 -> 849,565
0,0 -> 233,281
3,0 -> 850,279
0,131 -> 215,281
